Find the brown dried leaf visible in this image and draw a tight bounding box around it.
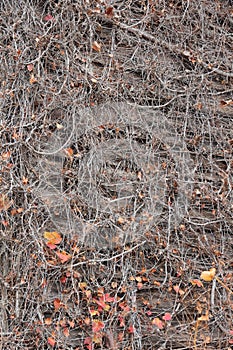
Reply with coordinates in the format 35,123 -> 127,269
0,194 -> 12,212
92,41 -> 101,52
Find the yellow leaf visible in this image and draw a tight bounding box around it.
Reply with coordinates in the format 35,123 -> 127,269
44,231 -> 62,245
200,268 -> 216,282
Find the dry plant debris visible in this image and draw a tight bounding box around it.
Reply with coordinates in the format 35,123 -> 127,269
0,0 -> 233,349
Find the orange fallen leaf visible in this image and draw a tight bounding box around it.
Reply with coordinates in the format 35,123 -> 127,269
64,147 -> 73,157
103,293 -> 115,302
60,276 -> 67,284
220,99 -> 233,107
29,73 -> 37,84
90,309 -> 99,316
173,285 -> 185,295
63,327 -> 69,337
93,298 -> 110,311
22,176 -> 28,185
46,242 -> 57,250
11,207 -> 24,216
135,276 -> 142,282
93,332 -> 103,344
200,268 -> 216,282
84,336 -> 93,350
1,151 -> 11,160
78,282 -> 87,289
47,337 -> 56,347
92,319 -> 105,333
44,231 -> 62,245
68,320 -> 75,328
84,317 -> 91,325
44,317 -> 52,325
85,290 -> 92,298
54,298 -> 62,311
190,279 -> 204,287
55,250 -> 72,264
118,315 -> 125,327
152,317 -> 164,329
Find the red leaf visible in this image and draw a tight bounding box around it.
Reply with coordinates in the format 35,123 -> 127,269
92,320 -> 105,333
103,293 -> 115,302
118,315 -> 125,327
27,64 -> 34,72
162,313 -> 172,321
84,337 -> 92,344
44,14 -> 54,21
105,6 -> 114,17
137,282 -> 143,289
128,324 -> 135,333
152,317 -> 164,329
47,337 -> 56,347
173,285 -> 185,295
63,327 -> 69,337
93,298 -> 110,311
60,276 -> 67,284
84,337 -> 93,350
68,320 -> 75,328
46,242 -> 57,250
119,302 -> 130,313
55,250 -> 72,264
190,279 -> 203,287
54,298 -> 62,311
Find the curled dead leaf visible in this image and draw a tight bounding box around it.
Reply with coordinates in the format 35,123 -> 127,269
92,41 -> 101,52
